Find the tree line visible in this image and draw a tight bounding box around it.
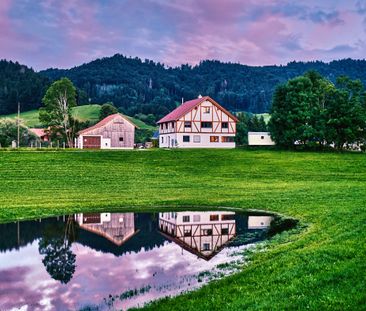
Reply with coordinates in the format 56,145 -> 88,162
269,71 -> 366,150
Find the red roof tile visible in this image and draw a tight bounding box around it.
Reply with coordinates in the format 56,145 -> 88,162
157,96 -> 238,123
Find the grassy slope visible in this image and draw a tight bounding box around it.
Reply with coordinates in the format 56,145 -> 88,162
0,149 -> 365,310
0,105 -> 156,130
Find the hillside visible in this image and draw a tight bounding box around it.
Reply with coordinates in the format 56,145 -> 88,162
40,56 -> 366,118
0,60 -> 50,115
3,57 -> 366,118
1,104 -> 156,130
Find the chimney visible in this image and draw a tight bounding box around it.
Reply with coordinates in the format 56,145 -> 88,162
198,94 -> 202,98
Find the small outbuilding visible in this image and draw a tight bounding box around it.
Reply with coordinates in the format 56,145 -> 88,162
77,113 -> 136,149
29,128 -> 49,142
248,132 -> 275,146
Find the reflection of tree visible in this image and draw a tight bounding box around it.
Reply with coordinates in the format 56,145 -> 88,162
38,216 -> 77,284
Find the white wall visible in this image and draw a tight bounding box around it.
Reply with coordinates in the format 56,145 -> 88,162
248,132 -> 275,146
159,133 -> 235,148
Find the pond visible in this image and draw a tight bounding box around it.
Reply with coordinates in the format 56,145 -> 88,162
0,210 -> 294,310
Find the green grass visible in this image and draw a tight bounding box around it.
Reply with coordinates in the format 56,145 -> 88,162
0,149 -> 365,310
255,113 -> 271,123
0,104 -> 156,130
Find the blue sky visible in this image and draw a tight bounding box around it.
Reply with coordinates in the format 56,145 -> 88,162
1,0 -> 366,70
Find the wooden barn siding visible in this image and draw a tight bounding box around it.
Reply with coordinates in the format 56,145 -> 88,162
84,116 -> 135,148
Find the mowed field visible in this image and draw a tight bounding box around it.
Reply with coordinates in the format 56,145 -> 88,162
0,149 -> 365,310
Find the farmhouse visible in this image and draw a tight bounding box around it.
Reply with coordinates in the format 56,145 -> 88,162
157,96 -> 238,148
248,131 -> 275,146
77,113 -> 136,149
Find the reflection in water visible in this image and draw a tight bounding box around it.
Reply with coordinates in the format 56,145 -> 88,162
248,216 -> 273,229
0,211 -> 276,311
38,216 -> 77,284
159,211 -> 236,260
75,213 -> 138,246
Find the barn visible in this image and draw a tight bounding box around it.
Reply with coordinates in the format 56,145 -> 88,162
77,113 -> 136,149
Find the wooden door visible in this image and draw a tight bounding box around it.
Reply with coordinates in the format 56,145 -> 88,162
83,136 -> 101,149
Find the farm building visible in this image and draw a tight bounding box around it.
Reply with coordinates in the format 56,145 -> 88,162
157,95 -> 238,148
248,132 -> 275,146
29,128 -> 49,142
77,113 -> 136,149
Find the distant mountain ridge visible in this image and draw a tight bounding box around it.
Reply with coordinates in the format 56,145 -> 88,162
2,56 -> 366,117
39,55 -> 366,118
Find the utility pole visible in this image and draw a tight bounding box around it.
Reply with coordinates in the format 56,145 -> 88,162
17,101 -> 20,148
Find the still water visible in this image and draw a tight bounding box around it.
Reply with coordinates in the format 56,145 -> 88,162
0,210 -> 278,310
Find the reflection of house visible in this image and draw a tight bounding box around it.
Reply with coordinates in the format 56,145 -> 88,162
248,216 -> 273,229
158,211 -> 236,260
77,114 -> 137,149
75,213 -> 138,246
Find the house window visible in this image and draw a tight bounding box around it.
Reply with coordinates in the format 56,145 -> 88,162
161,137 -> 164,143
183,216 -> 190,222
221,136 -> 235,143
222,122 -> 228,129
171,122 -> 174,129
210,136 -> 219,143
184,121 -> 191,128
261,136 -> 264,139
165,123 -> 168,129
160,124 -> 163,130
202,243 -> 211,251
221,228 -> 229,235
184,229 -> 192,237
193,135 -> 201,143
210,214 -> 219,221
203,107 -> 210,114
119,137 -> 124,142
201,122 -> 212,128
202,229 -> 213,236
221,214 -> 235,221
193,215 -> 201,222
183,135 -> 190,142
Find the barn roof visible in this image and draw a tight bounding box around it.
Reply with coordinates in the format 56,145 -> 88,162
157,96 -> 238,124
29,128 -> 47,137
78,113 -> 138,135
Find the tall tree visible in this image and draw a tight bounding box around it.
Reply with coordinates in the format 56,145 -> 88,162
99,102 -> 118,121
39,78 -> 77,147
324,77 -> 366,149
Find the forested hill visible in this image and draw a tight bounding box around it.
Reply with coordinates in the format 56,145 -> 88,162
40,56 -> 366,119
0,60 -> 50,115
2,56 -> 366,117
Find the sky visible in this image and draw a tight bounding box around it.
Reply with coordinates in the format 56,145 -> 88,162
1,0 -> 366,70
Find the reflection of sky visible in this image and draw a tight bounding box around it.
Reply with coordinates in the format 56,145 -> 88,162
0,238 -> 253,310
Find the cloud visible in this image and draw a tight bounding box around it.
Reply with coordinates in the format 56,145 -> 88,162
0,0 -> 365,69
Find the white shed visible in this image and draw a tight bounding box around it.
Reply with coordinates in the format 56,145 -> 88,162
248,132 -> 275,146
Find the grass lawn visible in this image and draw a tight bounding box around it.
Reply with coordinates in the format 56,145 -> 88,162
0,149 -> 365,310
0,104 -> 157,131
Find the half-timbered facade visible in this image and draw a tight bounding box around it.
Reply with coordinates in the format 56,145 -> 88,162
158,211 -> 236,260
77,113 -> 136,149
157,96 -> 238,148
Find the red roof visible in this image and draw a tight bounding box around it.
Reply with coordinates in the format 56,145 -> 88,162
78,113 -> 137,135
29,128 -> 47,137
157,96 -> 238,123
